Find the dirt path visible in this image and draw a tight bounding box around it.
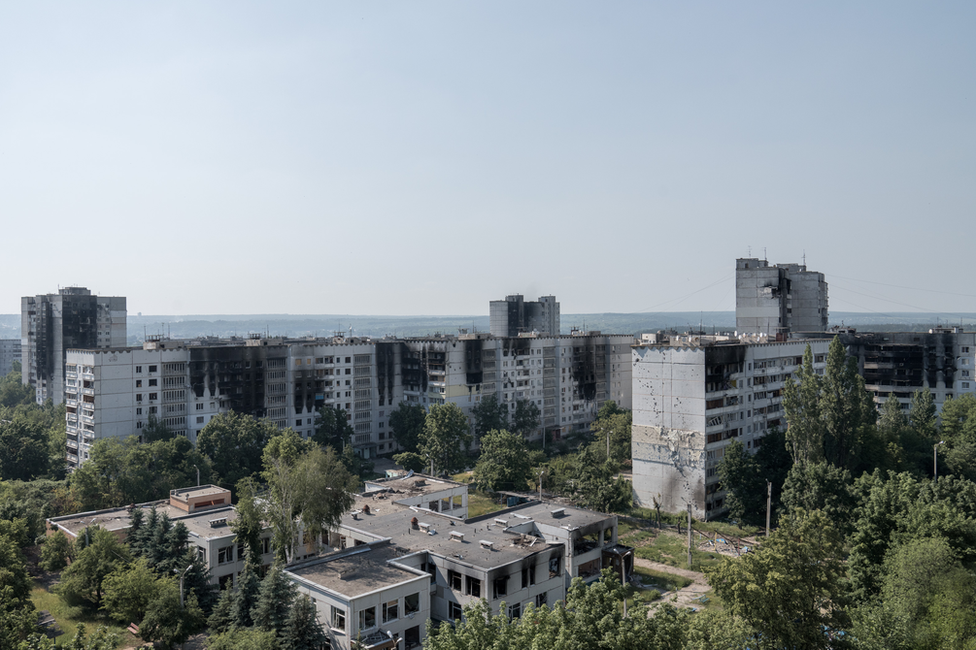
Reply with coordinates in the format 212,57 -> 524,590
634,558 -> 711,611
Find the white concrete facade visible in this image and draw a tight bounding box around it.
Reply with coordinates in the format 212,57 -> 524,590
67,331 -> 634,467
631,336 -> 831,519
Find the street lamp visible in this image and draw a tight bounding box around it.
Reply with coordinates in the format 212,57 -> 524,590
176,564 -> 193,607
934,441 -> 945,479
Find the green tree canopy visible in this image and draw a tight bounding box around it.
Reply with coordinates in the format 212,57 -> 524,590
139,580 -> 206,649
68,435 -> 212,510
57,526 -> 132,608
311,405 -> 353,450
100,557 -> 165,625
425,569 -> 691,650
512,399 -> 541,437
419,403 -> 472,476
279,594 -> 330,650
261,430 -> 356,563
473,429 -> 533,493
388,402 -> 426,454
588,403 -> 632,466
716,440 -> 765,527
251,561 -> 297,635
471,394 -> 508,442
705,509 -> 849,650
197,412 -> 277,489
783,338 -> 876,473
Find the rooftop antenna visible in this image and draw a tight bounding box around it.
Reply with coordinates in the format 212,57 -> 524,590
763,247 -> 767,262
802,250 -> 807,268
747,246 -> 751,257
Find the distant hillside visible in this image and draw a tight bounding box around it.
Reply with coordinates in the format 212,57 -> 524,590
1,311 -> 974,344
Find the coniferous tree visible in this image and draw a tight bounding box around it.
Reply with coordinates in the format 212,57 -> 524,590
230,550 -> 262,629
251,562 -> 297,635
280,594 -> 329,650
208,585 -> 236,635
127,507 -> 145,557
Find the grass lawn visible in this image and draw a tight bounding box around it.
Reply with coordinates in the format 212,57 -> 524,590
31,582 -> 137,648
633,530 -> 726,572
633,565 -> 693,592
466,491 -> 504,518
451,471 -> 474,484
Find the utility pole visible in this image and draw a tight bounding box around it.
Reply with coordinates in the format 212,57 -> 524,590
687,504 -> 693,569
766,481 -> 772,538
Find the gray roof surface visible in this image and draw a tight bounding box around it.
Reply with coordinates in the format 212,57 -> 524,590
50,502 -> 186,536
287,545 -> 425,598
342,494 -> 554,569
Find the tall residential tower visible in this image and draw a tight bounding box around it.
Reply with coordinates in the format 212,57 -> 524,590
21,287 -> 126,405
735,258 -> 828,334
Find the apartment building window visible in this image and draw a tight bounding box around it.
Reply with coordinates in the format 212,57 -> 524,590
136,421 -> 143,429
331,606 -> 345,631
448,601 -> 463,620
382,599 -> 399,623
217,546 -> 234,564
148,379 -> 157,387
136,366 -> 142,373
509,602 -> 521,619
448,570 -> 462,591
197,416 -> 204,424
536,593 -> 548,607
149,393 -> 157,401
148,365 -> 157,373
465,577 -> 481,598
135,380 -> 142,388
493,575 -> 508,599
359,606 -> 376,631
136,408 -> 142,416
404,592 -> 420,615
196,403 -> 204,410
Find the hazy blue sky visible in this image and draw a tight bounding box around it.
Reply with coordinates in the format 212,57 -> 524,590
2,2 -> 974,317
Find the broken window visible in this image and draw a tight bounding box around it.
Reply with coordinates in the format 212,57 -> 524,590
493,575 -> 508,599
549,555 -> 560,577
448,570 -> 462,591
405,592 -> 420,615
465,576 -> 481,597
359,606 -> 376,631
382,599 -> 398,623
331,606 -> 345,630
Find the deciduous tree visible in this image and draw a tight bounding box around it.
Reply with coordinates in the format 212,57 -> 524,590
705,509 -> 849,650
471,394 -> 507,442
197,412 -> 276,489
473,429 -> 532,493
513,399 -> 541,437
262,430 -> 356,563
312,405 -> 353,450
388,402 -> 426,454
419,403 -> 472,476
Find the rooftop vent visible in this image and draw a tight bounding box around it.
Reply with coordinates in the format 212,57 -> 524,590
551,508 -> 566,518
418,522 -> 431,532
208,517 -> 227,528
449,531 -> 465,542
493,518 -> 509,527
479,540 -> 494,550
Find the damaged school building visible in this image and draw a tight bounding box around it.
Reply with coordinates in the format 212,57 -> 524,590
631,255 -> 976,520
64,328 -> 634,468
47,475 -> 632,650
